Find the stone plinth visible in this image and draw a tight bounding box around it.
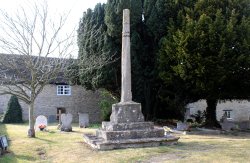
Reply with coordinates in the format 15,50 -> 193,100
102,121 -> 154,131
96,128 -> 164,140
110,102 -> 144,123
83,102 -> 179,150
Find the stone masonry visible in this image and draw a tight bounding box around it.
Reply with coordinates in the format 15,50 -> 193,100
0,84 -> 101,123
186,100 -> 250,122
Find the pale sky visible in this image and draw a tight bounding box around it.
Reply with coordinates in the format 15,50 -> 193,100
0,0 -> 107,26
0,0 -> 107,57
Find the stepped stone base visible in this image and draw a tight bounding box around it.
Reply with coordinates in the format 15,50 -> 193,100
97,127 -> 164,140
102,121 -> 154,131
83,102 -> 179,150
83,134 -> 179,150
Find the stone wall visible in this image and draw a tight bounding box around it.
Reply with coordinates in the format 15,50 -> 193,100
186,100 -> 250,122
0,84 -> 101,123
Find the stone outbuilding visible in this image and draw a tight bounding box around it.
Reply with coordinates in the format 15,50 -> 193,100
186,100 -> 250,122
0,84 -> 101,123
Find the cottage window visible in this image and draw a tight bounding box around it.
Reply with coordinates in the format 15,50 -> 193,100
57,85 -> 71,95
223,110 -> 232,119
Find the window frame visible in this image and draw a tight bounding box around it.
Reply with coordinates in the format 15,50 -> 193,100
57,85 -> 71,96
223,110 -> 232,120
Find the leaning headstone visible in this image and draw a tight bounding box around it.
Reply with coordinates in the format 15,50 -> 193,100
220,118 -> 236,131
35,115 -> 48,131
60,113 -> 73,132
79,113 -> 89,128
238,121 -> 250,130
176,122 -> 190,131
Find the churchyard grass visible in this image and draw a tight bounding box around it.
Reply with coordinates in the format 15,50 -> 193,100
0,123 -> 250,163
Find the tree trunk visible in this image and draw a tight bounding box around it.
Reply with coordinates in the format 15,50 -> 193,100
205,98 -> 221,128
28,102 -> 35,137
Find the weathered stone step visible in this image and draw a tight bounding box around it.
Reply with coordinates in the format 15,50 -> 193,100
96,127 -> 164,140
102,121 -> 154,131
83,133 -> 179,150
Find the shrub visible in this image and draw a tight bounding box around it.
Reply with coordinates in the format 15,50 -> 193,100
99,90 -> 118,121
2,95 -> 23,123
191,110 -> 206,124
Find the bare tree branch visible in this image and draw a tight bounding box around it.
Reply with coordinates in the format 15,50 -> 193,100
0,1 -> 75,137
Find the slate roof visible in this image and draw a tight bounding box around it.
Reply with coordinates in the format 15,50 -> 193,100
0,53 -> 74,85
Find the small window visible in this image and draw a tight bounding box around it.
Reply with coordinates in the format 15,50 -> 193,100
223,110 -> 232,119
57,85 -> 71,95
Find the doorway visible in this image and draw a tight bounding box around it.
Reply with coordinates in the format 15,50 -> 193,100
57,108 -> 66,120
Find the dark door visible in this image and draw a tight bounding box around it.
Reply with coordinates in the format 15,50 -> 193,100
57,108 -> 66,120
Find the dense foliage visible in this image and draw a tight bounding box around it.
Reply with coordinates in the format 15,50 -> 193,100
99,90 -> 118,121
159,0 -> 250,126
77,0 -> 250,125
2,96 -> 23,123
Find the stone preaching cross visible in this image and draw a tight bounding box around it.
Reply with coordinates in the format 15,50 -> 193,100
83,9 -> 179,150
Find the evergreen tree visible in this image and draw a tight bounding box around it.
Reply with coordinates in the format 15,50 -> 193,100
77,3 -> 118,94
142,0 -> 193,119
78,0 -> 145,103
159,0 -> 250,127
77,0 -> 183,119
3,95 -> 23,123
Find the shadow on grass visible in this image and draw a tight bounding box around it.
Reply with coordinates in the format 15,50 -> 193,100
48,130 -> 56,134
186,130 -> 250,139
71,130 -> 83,134
36,137 -> 55,143
0,123 -> 18,163
15,154 -> 36,161
171,141 -> 218,151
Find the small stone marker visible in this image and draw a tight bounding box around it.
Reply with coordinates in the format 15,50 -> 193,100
176,122 -> 190,131
220,118 -> 236,131
56,110 -> 62,129
35,115 -> 48,131
79,113 -> 89,128
60,113 -> 73,132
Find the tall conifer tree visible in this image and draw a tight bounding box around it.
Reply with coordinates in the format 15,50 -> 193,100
3,96 -> 23,123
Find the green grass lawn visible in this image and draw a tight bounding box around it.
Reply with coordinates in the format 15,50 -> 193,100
0,123 -> 250,163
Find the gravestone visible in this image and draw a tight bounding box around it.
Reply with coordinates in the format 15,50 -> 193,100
238,121 -> 250,130
35,115 -> 47,131
184,108 -> 191,122
176,122 -> 190,131
79,113 -> 89,128
220,117 -> 236,131
60,113 -> 73,132
83,9 -> 179,150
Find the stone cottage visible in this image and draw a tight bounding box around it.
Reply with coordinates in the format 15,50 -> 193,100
0,53 -> 101,123
0,84 -> 101,123
186,100 -> 250,122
